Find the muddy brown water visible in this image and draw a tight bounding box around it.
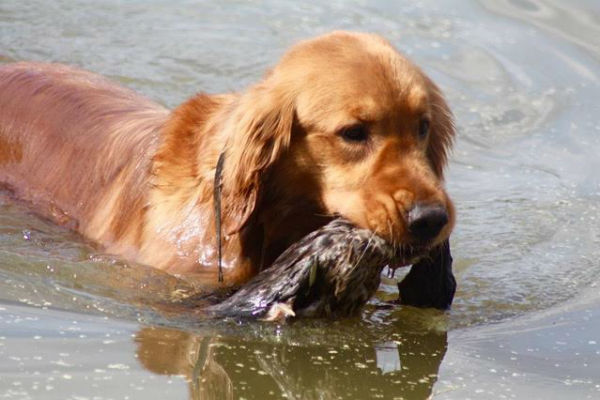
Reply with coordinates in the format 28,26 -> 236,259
1,0 -> 599,398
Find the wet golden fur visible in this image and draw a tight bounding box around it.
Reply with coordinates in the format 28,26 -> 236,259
0,31 -> 455,288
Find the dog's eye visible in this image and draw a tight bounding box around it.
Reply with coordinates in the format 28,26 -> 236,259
340,124 -> 368,143
418,119 -> 430,139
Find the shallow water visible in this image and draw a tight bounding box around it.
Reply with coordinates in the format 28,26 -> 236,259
1,0 -> 599,398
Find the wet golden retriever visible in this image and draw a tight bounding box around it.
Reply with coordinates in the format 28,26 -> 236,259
0,31 -> 454,289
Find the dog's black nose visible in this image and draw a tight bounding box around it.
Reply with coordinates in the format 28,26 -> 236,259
407,204 -> 448,242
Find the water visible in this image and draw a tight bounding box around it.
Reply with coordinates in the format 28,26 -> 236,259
1,0 -> 599,398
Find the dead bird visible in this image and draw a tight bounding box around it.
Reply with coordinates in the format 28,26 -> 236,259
206,218 -> 455,320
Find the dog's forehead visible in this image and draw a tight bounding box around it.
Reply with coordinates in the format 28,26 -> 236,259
294,64 -> 429,124
352,86 -> 427,119
281,32 -> 431,125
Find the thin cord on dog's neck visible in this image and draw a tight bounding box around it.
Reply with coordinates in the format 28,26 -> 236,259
213,152 -> 226,283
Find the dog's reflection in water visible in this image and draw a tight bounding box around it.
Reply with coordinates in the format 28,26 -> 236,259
135,324 -> 448,400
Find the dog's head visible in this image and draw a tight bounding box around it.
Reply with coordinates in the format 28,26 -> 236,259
222,31 -> 455,263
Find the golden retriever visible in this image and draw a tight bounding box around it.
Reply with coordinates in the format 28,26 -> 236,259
0,31 -> 455,290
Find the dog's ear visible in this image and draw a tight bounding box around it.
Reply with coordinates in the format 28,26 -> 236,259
221,81 -> 294,235
426,80 -> 455,179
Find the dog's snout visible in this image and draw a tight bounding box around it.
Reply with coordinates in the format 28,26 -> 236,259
407,204 -> 448,242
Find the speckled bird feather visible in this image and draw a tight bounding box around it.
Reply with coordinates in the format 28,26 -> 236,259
207,219 -> 394,319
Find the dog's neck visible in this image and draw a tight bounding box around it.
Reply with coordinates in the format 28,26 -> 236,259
144,93 -> 254,283
146,93 -> 330,284
152,93 -> 229,197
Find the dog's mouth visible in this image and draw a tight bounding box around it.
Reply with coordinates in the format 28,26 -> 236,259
387,243 -> 430,271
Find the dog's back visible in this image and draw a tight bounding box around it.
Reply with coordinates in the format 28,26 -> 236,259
0,62 -> 169,248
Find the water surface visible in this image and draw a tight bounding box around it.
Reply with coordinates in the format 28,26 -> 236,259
1,0 -> 599,398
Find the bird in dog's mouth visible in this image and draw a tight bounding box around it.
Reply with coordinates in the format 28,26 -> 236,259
204,218 -> 455,321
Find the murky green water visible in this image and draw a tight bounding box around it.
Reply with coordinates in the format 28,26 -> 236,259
1,0 -> 599,398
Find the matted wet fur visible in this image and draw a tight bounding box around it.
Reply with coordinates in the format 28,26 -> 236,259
0,31 -> 455,298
